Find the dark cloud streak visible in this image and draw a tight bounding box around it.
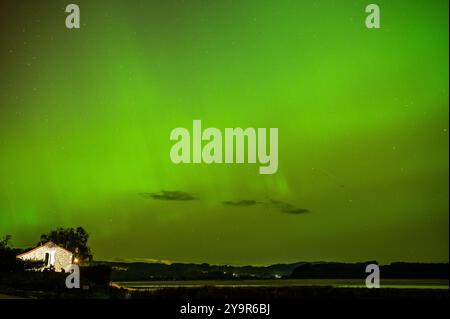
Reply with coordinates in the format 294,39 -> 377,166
139,191 -> 197,201
222,200 -> 259,206
222,198 -> 310,215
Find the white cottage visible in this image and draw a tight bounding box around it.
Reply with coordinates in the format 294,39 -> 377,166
16,241 -> 74,272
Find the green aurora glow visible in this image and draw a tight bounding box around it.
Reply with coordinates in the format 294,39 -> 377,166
0,0 -> 448,264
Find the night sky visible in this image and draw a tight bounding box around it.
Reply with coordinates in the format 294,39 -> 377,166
0,0 -> 448,265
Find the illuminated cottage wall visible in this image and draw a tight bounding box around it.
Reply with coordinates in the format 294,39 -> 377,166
17,241 -> 73,272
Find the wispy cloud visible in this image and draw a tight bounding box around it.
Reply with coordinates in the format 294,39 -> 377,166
280,207 -> 310,214
222,198 -> 310,215
268,200 -> 310,214
139,190 -> 197,201
222,200 -> 259,206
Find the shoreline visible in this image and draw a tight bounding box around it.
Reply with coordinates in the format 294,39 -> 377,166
112,278 -> 450,290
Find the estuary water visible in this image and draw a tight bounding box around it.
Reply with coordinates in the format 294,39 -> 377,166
114,279 -> 449,290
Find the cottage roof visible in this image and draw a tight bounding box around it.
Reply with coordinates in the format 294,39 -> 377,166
16,240 -> 74,258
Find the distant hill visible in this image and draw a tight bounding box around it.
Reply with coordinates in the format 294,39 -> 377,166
93,260 -> 449,281
98,261 -> 305,281
290,262 -> 449,279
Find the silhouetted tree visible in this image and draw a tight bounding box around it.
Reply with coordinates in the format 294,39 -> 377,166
0,234 -> 12,249
0,235 -> 24,272
40,227 -> 93,262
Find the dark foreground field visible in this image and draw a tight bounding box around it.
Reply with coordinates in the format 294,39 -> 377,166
114,285 -> 450,301
2,283 -> 448,302
1,280 -> 449,318
0,270 -> 448,301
